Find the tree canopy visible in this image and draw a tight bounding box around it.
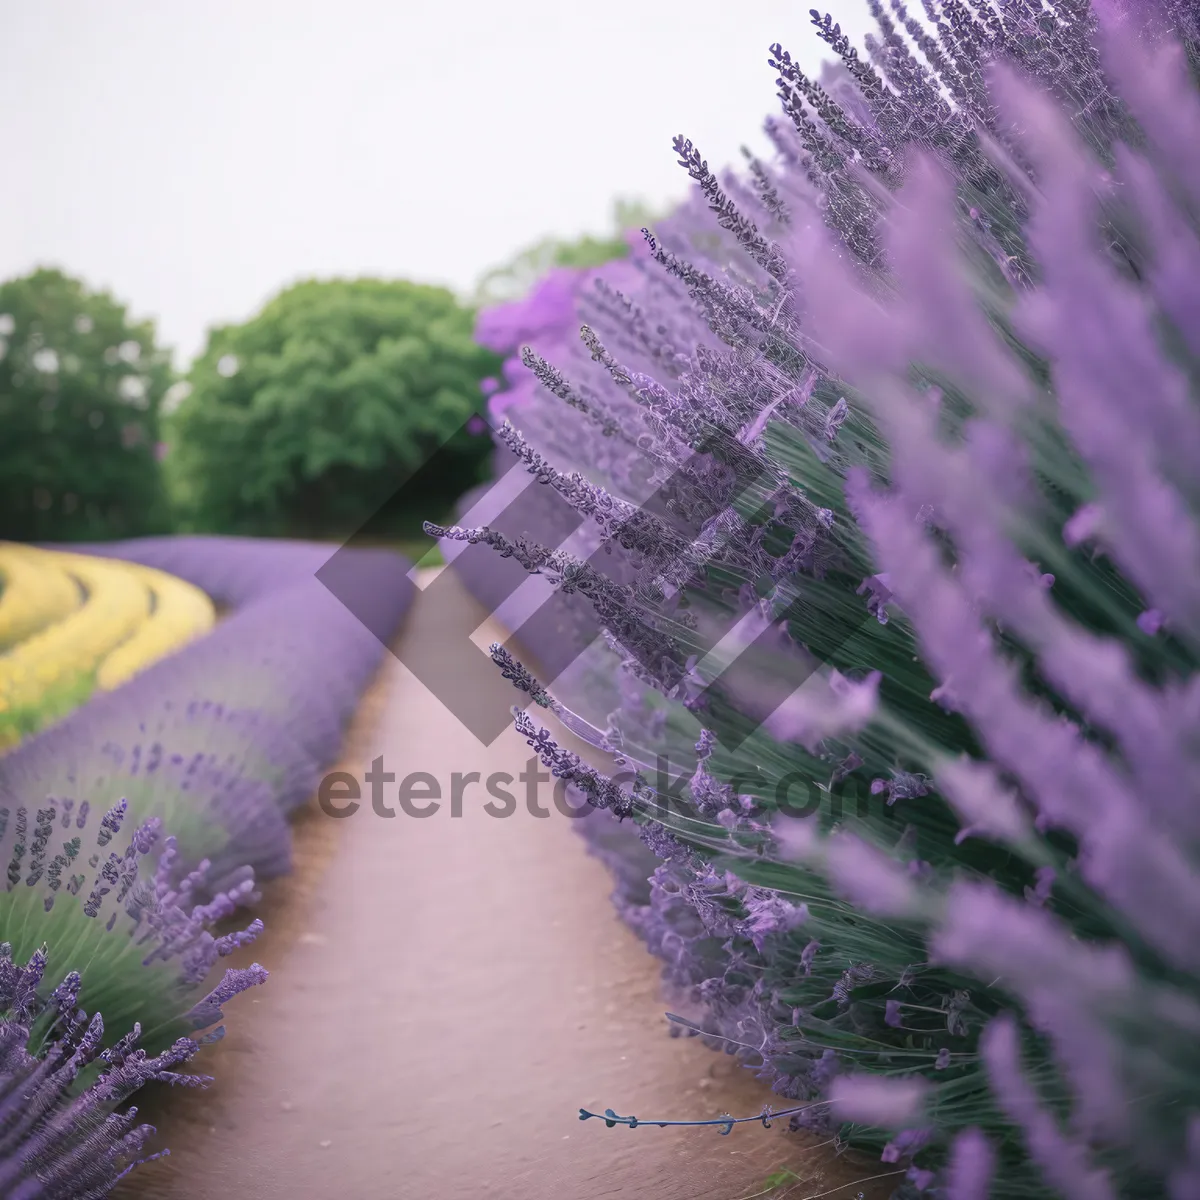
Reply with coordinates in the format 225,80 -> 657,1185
165,277 -> 502,537
0,268 -> 173,542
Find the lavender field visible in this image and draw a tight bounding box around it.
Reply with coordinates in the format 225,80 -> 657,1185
4,1 -> 1200,1197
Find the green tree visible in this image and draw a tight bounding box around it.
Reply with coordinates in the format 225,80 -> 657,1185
0,268 -> 173,542
165,277 -> 502,537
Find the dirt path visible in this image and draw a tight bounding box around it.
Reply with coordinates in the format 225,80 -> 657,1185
118,569 -> 898,1200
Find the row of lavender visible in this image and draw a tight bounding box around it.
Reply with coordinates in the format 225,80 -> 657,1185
0,535 -> 412,1195
444,4 -> 1200,1198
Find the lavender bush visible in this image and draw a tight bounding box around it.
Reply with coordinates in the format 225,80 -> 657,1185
5,538 -> 413,889
448,3 -> 1200,1196
1,946 -> 185,1199
0,805 -> 267,1197
0,797 -> 266,1054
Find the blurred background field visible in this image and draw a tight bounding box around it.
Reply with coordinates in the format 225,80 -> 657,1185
0,542 -> 215,747
0,0 -> 872,555
0,217 -> 663,565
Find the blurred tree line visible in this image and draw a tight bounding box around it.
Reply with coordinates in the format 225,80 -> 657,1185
0,268 -> 173,542
0,199 -> 658,545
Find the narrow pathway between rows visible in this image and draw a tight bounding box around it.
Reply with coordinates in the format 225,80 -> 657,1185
119,568 -> 895,1200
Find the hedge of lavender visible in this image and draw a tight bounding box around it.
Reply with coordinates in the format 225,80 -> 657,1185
62,535 -> 359,609
446,257 -> 678,707
2,535 -> 411,1192
443,4 -> 1200,1197
10,536 -> 412,889
0,803 -> 269,1196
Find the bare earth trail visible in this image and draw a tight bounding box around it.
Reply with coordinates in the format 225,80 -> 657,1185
119,569 -> 896,1200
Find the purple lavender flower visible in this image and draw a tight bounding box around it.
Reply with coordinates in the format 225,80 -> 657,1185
738,889 -> 810,952
464,3 -> 1200,1196
883,1126 -> 934,1164
944,1128 -> 994,1200
827,1075 -> 930,1128
1,797 -> 267,1054
0,943 -> 227,1198
982,1015 -> 1117,1200
0,798 -> 267,1197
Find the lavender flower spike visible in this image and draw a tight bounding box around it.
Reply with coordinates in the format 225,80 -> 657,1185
944,1128 -> 995,1200
463,2 -> 1200,1195
2,800 -> 267,1055
827,1075 -> 931,1129
0,944 -> 245,1198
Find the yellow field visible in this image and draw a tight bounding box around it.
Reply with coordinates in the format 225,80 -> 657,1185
95,560 -> 216,690
0,542 -> 83,650
0,543 -> 216,746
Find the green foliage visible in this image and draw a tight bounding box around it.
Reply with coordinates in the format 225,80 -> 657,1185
0,268 -> 174,541
472,198 -> 665,305
0,669 -> 96,752
165,277 -> 502,537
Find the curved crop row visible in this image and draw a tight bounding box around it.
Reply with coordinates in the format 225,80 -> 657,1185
0,542 -> 82,652
0,548 -> 218,747
0,551 -> 149,747
5,536 -> 413,890
95,560 -> 216,691
57,534 -> 341,608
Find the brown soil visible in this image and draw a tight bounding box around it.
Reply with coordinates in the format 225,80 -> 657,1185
115,569 -> 900,1200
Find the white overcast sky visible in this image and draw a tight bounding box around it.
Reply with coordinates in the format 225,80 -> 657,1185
0,1 -> 875,365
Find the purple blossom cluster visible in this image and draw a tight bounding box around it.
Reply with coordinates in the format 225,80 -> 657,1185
1,795 -> 267,1043
0,945 -> 188,1200
463,3 -> 1200,1196
0,801 -> 269,1196
9,536 -> 413,888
